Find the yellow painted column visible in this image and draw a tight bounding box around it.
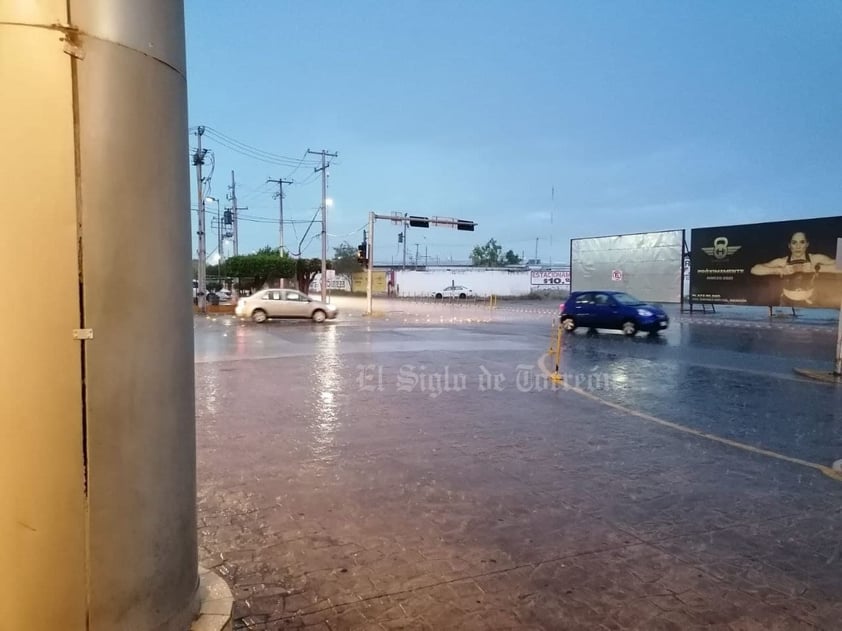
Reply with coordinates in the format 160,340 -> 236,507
0,2 -> 197,629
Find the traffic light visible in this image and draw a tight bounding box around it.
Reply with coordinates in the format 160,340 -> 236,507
357,242 -> 368,265
408,215 -> 429,228
398,233 -> 403,243
223,210 -> 233,225
456,219 -> 475,231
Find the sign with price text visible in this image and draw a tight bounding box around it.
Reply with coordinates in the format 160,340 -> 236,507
530,270 -> 571,286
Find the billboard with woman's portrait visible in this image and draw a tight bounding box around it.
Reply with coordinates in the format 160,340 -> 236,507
689,216 -> 842,308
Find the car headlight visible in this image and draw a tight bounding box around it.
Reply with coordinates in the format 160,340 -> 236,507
637,309 -> 653,317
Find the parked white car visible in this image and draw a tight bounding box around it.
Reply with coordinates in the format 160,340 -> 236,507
433,285 -> 474,299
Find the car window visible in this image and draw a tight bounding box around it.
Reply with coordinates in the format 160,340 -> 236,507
285,291 -> 303,301
612,292 -> 643,306
262,291 -> 280,301
593,294 -> 611,306
574,293 -> 593,305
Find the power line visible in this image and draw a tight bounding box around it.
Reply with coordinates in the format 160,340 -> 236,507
191,207 -> 317,223
201,127 -> 320,168
327,225 -> 367,239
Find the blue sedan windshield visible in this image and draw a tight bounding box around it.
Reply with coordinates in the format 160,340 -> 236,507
612,292 -> 644,306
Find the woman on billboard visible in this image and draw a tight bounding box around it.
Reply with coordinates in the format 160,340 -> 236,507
750,231 -> 840,306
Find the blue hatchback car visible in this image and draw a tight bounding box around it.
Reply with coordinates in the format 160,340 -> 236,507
560,290 -> 669,336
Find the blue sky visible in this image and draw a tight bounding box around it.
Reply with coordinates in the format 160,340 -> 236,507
185,0 -> 842,265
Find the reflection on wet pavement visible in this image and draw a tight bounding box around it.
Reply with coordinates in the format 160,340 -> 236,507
310,325 -> 341,462
195,307 -> 842,630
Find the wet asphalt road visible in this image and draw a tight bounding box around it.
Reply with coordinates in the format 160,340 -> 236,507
194,299 -> 842,630
197,298 -> 842,467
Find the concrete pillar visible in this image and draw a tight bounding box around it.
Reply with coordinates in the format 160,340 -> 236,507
0,2 -> 198,630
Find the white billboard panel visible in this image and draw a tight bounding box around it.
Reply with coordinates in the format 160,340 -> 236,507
571,230 -> 684,303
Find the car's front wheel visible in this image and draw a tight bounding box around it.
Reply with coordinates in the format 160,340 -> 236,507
459,293 -> 467,299
435,293 -> 443,299
561,317 -> 576,332
312,309 -> 327,323
252,309 -> 268,324
622,320 -> 637,336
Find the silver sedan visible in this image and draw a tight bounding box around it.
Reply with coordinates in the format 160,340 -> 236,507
235,289 -> 339,323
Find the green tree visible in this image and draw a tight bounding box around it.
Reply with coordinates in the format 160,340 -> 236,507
296,258 -> 333,294
470,239 -> 503,267
333,241 -> 363,276
504,249 -> 522,265
225,246 -> 296,291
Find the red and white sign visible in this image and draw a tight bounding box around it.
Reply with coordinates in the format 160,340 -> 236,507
611,269 -> 623,281
530,270 -> 571,286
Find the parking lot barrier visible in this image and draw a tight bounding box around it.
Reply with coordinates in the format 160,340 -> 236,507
547,318 -> 564,382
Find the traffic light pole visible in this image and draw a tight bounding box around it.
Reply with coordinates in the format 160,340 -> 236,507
367,211 -> 375,315
365,213 -> 477,315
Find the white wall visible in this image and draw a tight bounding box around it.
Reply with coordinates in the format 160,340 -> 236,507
310,273 -> 352,292
394,268 -> 534,296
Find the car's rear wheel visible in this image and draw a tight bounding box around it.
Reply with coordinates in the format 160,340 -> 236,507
252,309 -> 268,324
561,317 -> 576,332
435,293 -> 443,299
312,309 -> 327,323
622,320 -> 637,336
459,293 -> 466,299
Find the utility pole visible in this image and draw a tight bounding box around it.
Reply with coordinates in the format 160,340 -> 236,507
193,126 -> 207,312
229,170 -> 239,256
267,177 -> 293,255
415,243 -> 420,269
367,211 -> 375,315
535,237 -> 539,262
307,149 -> 338,303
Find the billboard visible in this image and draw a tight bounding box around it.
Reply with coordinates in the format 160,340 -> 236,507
690,216 -> 842,308
352,271 -> 388,293
570,230 -> 684,303
530,270 -> 570,287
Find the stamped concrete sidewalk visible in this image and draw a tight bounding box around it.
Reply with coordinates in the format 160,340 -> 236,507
196,323 -> 842,630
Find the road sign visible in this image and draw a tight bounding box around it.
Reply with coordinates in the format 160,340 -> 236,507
611,269 -> 623,281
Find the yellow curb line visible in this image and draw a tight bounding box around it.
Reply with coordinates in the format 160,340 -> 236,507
535,354 -> 842,483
